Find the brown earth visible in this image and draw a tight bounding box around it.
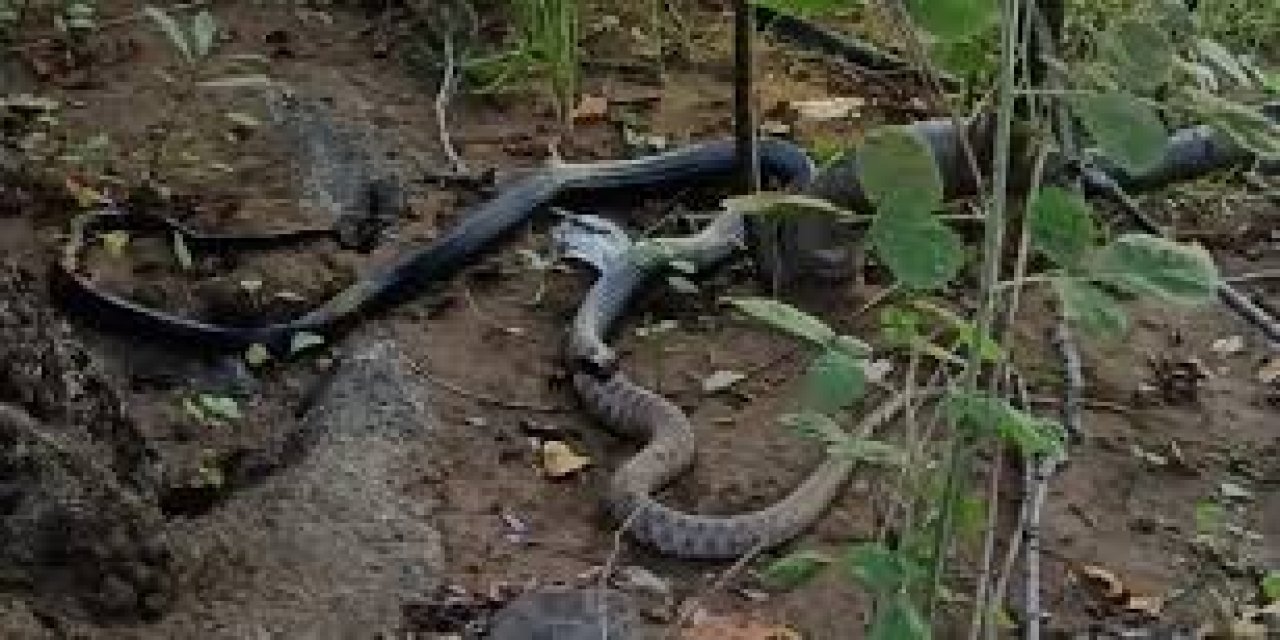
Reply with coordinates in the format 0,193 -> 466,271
0,1 -> 1277,638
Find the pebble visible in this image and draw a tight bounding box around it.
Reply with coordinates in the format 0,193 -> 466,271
488,587 -> 638,640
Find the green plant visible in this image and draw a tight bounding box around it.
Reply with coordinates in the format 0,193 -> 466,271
141,6 -> 272,185
721,0 -> 1277,635
466,0 -> 580,123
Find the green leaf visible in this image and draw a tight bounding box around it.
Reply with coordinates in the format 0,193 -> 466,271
1054,277 -> 1128,336
1184,89 -> 1280,159
724,297 -> 836,347
666,275 -> 699,295
189,10 -> 217,59
244,343 -> 271,368
1072,92 -> 1168,174
759,550 -> 832,590
911,300 -> 1003,362
1264,72 -> 1280,95
857,127 -> 943,210
1193,499 -> 1224,536
1260,571 -> 1280,603
101,231 -> 130,258
723,192 -> 853,219
182,396 -> 206,422
1029,187 -> 1097,271
781,411 -> 847,444
289,331 -> 326,355
801,349 -> 866,414
831,334 -> 873,359
903,0 -> 995,41
945,391 -> 1065,457
827,438 -> 907,466
702,370 -> 747,394
880,307 -> 923,348
198,394 -> 241,421
846,543 -> 922,593
144,6 -> 192,62
868,594 -> 930,640
1195,38 -> 1251,87
782,412 -> 901,466
1094,233 -> 1219,304
869,195 -> 964,291
1105,20 -> 1173,95
172,232 -> 194,270
952,491 -> 989,541
667,259 -> 697,275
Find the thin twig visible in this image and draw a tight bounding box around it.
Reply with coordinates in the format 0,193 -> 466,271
8,0 -> 208,51
1021,454 -> 1057,639
968,446 -> 1004,640
1052,319 -> 1084,440
435,28 -> 469,175
460,279 -> 526,336
1225,269 -> 1280,283
406,358 -> 568,413
596,509 -> 641,640
663,542 -> 768,640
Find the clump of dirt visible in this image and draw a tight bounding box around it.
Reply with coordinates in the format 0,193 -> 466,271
0,262 -> 172,623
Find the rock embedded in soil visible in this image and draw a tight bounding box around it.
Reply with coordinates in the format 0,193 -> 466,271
488,586 -> 642,640
0,262 -> 173,624
148,339 -> 444,637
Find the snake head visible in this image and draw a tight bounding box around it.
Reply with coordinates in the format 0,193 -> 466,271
549,210 -> 633,273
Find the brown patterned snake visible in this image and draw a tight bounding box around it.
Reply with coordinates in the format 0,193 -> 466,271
560,211 -> 911,559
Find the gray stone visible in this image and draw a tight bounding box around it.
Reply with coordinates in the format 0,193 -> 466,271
488,587 -> 641,640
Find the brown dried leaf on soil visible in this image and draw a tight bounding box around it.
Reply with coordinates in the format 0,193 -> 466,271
540,440 -> 591,478
1256,357 -> 1280,385
572,95 -> 610,124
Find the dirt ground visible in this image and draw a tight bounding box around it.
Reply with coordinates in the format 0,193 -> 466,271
1,1 -> 1277,638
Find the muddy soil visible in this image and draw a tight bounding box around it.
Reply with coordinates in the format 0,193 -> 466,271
0,1 -> 1277,638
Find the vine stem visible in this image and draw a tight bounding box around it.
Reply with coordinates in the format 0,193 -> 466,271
925,0 -> 1024,622
434,27 -> 469,175
967,446 -> 1004,640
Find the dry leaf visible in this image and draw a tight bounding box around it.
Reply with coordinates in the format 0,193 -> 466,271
702,370 -> 746,393
1124,594 -> 1164,616
244,343 -> 271,368
680,615 -> 801,640
100,231 -> 130,257
65,177 -> 104,208
1257,358 -> 1280,384
1079,565 -> 1125,601
540,441 -> 590,478
572,95 -> 609,124
1210,335 -> 1244,355
789,97 -> 866,121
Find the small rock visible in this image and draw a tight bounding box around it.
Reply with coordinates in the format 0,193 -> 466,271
488,587 -> 638,640
613,566 -> 672,600
613,565 -> 674,624
1210,335 -> 1245,355
1219,481 -> 1253,501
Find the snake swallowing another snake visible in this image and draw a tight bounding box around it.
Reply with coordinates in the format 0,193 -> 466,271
56,138 -> 898,559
